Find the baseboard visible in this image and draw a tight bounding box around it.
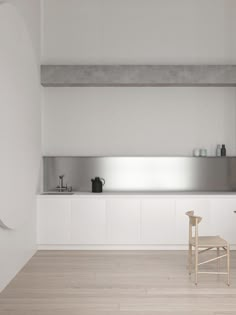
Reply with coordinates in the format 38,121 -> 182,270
37,244 -> 236,250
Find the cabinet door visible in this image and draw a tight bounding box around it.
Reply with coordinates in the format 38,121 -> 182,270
175,198 -> 211,244
71,198 -> 106,244
37,198 -> 70,244
106,199 -> 141,244
141,199 -> 175,244
210,198 -> 236,244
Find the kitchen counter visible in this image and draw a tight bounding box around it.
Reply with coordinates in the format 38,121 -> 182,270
38,191 -> 236,198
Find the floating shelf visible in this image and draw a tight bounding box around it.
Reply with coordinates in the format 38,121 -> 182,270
41,65 -> 236,87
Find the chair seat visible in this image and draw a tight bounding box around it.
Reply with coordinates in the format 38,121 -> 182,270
191,236 -> 228,247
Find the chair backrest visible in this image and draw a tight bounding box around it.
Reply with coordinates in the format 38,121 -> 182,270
185,211 -> 202,244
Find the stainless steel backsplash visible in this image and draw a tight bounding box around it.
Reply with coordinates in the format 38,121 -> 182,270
43,157 -> 236,192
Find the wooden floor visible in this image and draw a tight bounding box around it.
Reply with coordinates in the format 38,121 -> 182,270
1,250 -> 236,315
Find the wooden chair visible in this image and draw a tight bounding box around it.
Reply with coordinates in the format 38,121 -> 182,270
185,211 -> 230,286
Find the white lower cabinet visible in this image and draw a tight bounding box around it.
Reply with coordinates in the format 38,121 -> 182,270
71,198 -> 106,244
209,198 -> 236,244
106,199 -> 141,244
37,198 -> 70,244
141,199 -> 175,244
37,195 -> 236,247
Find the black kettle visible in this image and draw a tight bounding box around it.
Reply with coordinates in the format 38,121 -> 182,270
91,177 -> 105,193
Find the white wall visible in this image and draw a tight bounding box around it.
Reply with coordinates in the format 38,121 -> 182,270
41,0 -> 236,156
0,1 -> 41,291
43,87 -> 236,156
42,0 -> 236,64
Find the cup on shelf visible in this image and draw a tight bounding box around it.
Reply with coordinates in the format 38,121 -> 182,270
193,149 -> 200,157
200,148 -> 207,157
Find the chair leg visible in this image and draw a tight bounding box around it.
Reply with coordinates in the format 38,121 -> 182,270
195,246 -> 198,285
227,244 -> 230,286
217,248 -> 220,273
188,244 -> 192,275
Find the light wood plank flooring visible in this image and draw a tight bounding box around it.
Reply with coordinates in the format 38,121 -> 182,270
0,250 -> 236,314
